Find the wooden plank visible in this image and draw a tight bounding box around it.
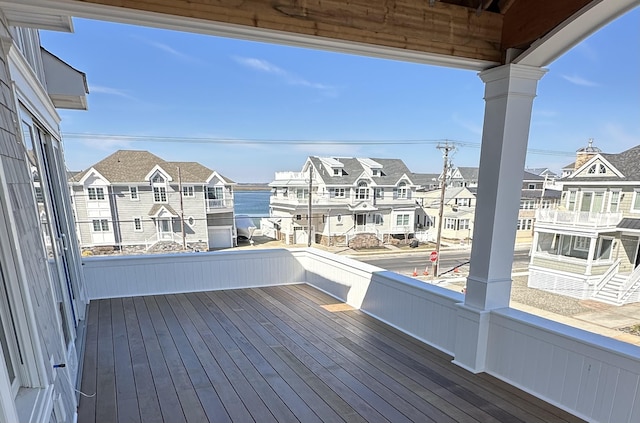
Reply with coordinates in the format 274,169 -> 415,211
153,295 -> 231,423
202,290 -> 321,423
110,298 -> 141,423
132,297 -> 186,423
78,301 -> 99,423
189,291 -> 300,422
122,297 -> 163,423
290,284 -> 584,423
164,294 -> 254,423
64,0 -> 504,63
254,286 -> 483,423
143,296 -> 208,422
220,290 -> 350,423
178,292 -> 278,423
502,0 -> 591,49
95,299 -> 117,423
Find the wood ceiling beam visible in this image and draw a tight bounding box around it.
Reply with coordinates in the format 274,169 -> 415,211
501,0 -> 593,50
70,0 -> 503,63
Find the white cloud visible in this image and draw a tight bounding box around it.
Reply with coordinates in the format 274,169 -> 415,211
561,74 -> 599,87
234,56 -> 338,97
89,85 -> 136,99
146,40 -> 198,62
72,135 -> 134,152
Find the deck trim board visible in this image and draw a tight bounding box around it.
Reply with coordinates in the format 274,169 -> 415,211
290,283 -> 583,423
78,285 -> 585,423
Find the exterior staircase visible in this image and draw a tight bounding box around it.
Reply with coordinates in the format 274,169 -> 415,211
593,275 -> 627,305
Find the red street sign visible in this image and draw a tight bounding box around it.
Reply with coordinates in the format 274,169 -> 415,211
430,251 -> 438,262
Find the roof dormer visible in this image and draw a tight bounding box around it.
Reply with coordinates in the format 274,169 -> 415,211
358,158 -> 384,176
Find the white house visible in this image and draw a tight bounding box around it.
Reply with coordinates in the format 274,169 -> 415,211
529,143 -> 640,305
269,157 -> 419,246
69,150 -> 237,251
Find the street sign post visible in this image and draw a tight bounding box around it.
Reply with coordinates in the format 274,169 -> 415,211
430,251 -> 438,262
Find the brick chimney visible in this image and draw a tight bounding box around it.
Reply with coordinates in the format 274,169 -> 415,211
574,138 -> 602,170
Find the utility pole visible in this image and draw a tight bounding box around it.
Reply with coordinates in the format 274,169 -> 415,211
177,166 -> 186,250
307,166 -> 313,247
433,141 -> 455,277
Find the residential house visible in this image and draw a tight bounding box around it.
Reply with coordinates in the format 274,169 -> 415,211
517,171 -> 562,244
525,166 -> 561,190
416,186 -> 476,243
268,157 -> 419,246
0,14 -> 90,423
445,166 -> 480,188
69,150 -> 236,252
529,143 -> 640,305
0,2 -> 638,423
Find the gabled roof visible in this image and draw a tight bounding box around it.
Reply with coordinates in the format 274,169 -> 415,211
567,145 -> 640,182
411,173 -> 440,187
562,162 -> 576,170
69,150 -> 231,184
526,167 -> 558,178
456,167 -> 480,181
523,171 -> 545,181
307,157 -> 414,186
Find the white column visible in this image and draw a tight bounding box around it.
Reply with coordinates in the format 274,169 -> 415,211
453,64 -> 546,373
586,236 -> 598,275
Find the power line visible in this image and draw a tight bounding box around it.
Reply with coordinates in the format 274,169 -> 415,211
61,132 -> 575,156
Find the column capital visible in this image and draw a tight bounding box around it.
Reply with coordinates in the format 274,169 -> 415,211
479,63 -> 547,84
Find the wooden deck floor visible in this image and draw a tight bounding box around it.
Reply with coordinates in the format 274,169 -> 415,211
78,284 -> 585,423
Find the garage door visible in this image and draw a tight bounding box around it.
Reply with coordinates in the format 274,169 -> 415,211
208,227 -> 232,249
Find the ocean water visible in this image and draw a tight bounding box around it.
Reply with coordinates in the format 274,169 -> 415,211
234,190 -> 271,226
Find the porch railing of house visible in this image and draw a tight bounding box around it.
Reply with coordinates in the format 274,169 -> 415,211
81,249 -> 640,423
206,198 -> 233,210
593,258 -> 621,296
536,209 -> 623,227
619,264 -> 640,303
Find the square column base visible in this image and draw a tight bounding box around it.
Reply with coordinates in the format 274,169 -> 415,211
452,304 -> 491,373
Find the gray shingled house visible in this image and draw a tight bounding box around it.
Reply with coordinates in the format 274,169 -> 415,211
529,144 -> 640,305
69,150 -> 236,252
268,157 -> 420,247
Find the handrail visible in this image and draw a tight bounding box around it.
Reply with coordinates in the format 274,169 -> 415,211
594,259 -> 621,294
619,264 -> 640,302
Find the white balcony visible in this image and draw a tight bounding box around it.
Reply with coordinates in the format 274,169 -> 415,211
536,209 -> 623,228
80,249 -> 640,423
206,198 -> 234,211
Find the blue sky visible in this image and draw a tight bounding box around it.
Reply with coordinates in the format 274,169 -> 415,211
42,9 -> 639,182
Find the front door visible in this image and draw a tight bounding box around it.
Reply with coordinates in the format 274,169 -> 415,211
158,219 -> 173,240
355,213 -> 367,232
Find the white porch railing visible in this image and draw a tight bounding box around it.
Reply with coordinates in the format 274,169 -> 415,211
593,259 -> 621,296
619,265 -> 640,303
81,249 -> 640,423
536,209 -> 623,227
206,198 -> 233,210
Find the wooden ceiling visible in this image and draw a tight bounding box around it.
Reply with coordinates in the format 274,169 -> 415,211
6,0 -> 629,69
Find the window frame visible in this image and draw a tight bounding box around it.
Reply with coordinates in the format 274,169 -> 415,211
608,190 -> 621,213
396,214 -> 409,226
573,236 -> 590,252
632,189 -> 640,213
182,186 -> 195,197
133,217 -> 143,232
356,182 -> 369,200
129,186 -> 138,201
87,186 -> 105,201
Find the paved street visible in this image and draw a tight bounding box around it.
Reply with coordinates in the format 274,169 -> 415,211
353,248 -> 531,276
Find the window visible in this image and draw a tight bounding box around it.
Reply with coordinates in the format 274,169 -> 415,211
182,186 -> 194,197
588,163 -> 607,174
599,164 -> 606,174
87,187 -> 105,200
153,186 -> 167,202
528,183 -> 536,189
374,188 -> 384,199
374,214 -> 383,225
633,190 -> 640,212
133,217 -> 142,232
580,191 -> 604,213
333,168 -> 340,176
520,200 -> 535,210
396,214 -> 409,226
396,182 -> 408,199
445,218 -> 456,230
609,190 -> 620,212
356,182 -> 369,200
187,216 -> 195,226
458,219 -> 470,230
331,188 -> 345,198
567,190 -> 577,211
517,219 -> 533,231
573,236 -> 589,251
92,219 -> 109,232
372,169 -> 378,176
594,237 -> 613,261
129,186 -> 138,200
296,189 -> 309,200
455,198 -> 470,207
